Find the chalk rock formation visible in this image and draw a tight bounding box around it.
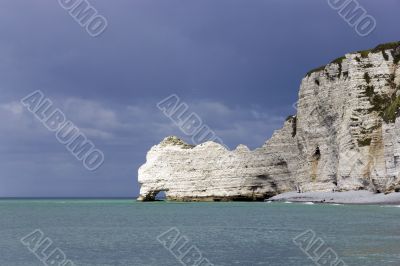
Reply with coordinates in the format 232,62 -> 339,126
138,42 -> 400,201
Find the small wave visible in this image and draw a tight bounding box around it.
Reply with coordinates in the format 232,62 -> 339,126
303,202 -> 314,205
284,201 -> 292,204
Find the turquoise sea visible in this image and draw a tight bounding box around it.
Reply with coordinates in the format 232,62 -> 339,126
0,200 -> 399,266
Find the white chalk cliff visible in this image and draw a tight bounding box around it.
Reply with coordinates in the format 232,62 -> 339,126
138,42 -> 400,201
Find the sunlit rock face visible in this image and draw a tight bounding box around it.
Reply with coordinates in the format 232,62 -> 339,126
138,42 -> 400,201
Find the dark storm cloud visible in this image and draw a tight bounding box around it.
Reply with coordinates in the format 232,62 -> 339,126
0,0 -> 399,196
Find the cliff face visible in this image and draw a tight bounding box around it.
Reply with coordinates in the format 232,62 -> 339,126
138,42 -> 400,201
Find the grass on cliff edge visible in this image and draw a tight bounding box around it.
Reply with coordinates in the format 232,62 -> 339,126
306,41 -> 400,77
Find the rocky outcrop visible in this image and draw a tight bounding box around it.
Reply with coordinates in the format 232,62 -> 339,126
138,42 -> 400,201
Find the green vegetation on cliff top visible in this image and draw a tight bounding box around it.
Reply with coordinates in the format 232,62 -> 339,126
306,41 -> 400,77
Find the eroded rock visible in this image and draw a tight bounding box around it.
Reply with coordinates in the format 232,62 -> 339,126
138,42 -> 400,201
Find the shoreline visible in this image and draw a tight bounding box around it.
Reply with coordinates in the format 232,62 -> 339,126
269,190 -> 400,205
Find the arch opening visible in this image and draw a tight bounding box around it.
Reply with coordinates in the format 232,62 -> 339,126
140,189 -> 169,201
155,191 -> 166,201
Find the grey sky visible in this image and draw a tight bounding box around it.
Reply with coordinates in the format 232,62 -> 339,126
0,0 -> 399,197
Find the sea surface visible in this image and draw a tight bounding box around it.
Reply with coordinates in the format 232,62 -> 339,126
0,199 -> 399,266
